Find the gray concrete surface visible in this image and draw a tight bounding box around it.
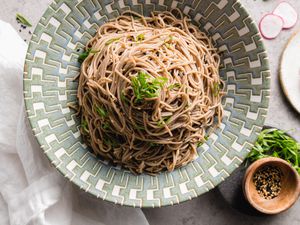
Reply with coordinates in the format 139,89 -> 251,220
0,0 -> 299,224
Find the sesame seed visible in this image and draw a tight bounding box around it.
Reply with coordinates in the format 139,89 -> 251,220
253,165 -> 282,200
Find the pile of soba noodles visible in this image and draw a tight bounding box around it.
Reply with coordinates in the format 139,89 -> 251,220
77,11 -> 224,175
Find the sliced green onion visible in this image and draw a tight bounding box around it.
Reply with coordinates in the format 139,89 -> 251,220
136,33 -> 145,42
212,82 -> 221,97
157,116 -> 171,127
95,106 -> 107,118
168,83 -> 181,90
105,37 -> 121,45
78,49 -> 100,63
102,122 -> 110,130
81,119 -> 89,133
16,13 -> 32,27
131,71 -> 168,103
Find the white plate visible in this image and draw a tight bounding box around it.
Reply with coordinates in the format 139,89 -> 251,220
280,30 -> 300,113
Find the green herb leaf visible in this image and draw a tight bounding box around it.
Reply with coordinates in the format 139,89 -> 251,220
197,135 -> 209,147
157,116 -> 171,127
168,83 -> 181,90
246,129 -> 300,174
212,82 -> 220,97
102,122 -> 110,130
78,49 -> 100,63
152,76 -> 168,88
105,37 -> 121,45
131,71 -> 168,103
81,119 -> 89,133
197,142 -> 204,147
95,106 -> 107,118
78,49 -> 91,63
16,13 -> 32,27
165,43 -> 171,49
164,36 -> 174,48
136,33 -> 145,42
90,49 -> 101,54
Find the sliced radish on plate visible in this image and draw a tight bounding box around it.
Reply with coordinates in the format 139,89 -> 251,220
273,1 -> 298,29
259,14 -> 284,40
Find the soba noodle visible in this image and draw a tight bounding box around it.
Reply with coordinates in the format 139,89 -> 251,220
77,11 -> 224,174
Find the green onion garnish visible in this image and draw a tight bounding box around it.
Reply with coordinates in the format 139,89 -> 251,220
81,119 -> 89,133
105,37 -> 121,45
16,13 -> 32,27
168,83 -> 181,90
157,116 -> 171,127
95,106 -> 107,118
78,49 -> 100,63
102,122 -> 110,130
246,129 -> 300,174
197,136 -> 208,147
131,71 -> 167,103
212,82 -> 221,97
136,33 -> 145,42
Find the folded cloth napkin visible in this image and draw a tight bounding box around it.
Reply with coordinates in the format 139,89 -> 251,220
0,20 -> 149,225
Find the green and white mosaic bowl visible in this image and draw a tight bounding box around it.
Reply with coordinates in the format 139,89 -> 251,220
24,0 -> 270,207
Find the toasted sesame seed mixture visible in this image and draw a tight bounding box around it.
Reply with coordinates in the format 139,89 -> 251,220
253,165 -> 282,200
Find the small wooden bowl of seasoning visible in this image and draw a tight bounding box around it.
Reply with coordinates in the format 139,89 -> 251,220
243,157 -> 300,214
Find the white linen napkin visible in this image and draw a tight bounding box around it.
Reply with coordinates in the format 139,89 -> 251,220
0,20 -> 149,225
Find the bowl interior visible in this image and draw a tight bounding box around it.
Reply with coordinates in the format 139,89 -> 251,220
245,159 -> 300,214
23,0 -> 270,207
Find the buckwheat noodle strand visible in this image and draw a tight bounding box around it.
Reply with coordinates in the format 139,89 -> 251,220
77,11 -> 224,175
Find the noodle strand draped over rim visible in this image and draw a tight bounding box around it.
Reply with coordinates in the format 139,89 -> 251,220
77,11 -> 224,175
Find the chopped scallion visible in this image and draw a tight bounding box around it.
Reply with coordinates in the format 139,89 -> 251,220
157,116 -> 171,127
212,82 -> 221,97
16,13 -> 32,27
102,122 -> 110,130
168,83 -> 181,90
136,33 -> 145,42
131,71 -> 167,103
105,37 -> 121,45
95,106 -> 107,118
81,119 -> 89,133
78,48 -> 100,63
246,129 -> 300,174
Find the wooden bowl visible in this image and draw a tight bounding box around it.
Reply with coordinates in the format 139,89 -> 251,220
243,157 -> 300,214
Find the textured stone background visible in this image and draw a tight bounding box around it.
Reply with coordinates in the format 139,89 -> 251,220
0,0 -> 299,224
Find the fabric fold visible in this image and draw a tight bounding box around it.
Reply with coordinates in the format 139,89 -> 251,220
7,173 -> 66,225
0,20 -> 149,225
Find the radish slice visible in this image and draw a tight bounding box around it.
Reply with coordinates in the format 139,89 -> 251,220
259,14 -> 284,40
273,2 -> 298,29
